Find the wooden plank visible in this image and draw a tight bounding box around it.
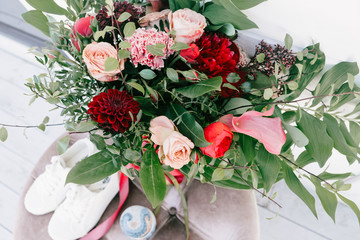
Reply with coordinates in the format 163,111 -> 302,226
256,181 -> 360,239
258,205 -> 330,240
0,183 -> 19,232
0,224 -> 12,240
0,145 -> 33,195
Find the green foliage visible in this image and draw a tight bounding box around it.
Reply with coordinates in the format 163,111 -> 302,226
104,57 -> 119,71
26,0 -> 67,15
56,135 -> 70,154
66,150 -> 120,185
22,10 -> 50,37
140,146 -> 167,208
139,69 -> 157,80
176,76 -> 222,98
311,177 -> 337,222
0,127 -> 8,142
256,146 -> 281,193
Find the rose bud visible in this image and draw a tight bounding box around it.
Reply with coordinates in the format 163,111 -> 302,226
180,43 -> 200,63
74,16 -> 94,37
200,122 -> 233,158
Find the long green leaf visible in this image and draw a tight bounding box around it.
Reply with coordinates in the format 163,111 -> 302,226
296,151 -> 316,168
282,162 -> 317,218
203,4 -> 257,30
312,62 -> 359,106
255,145 -> 281,193
337,193 -> 360,226
296,110 -> 333,167
140,147 -> 167,208
311,178 -> 337,222
66,150 -> 120,185
26,0 -> 67,15
214,0 -> 266,10
167,104 -> 209,147
22,10 -> 50,37
323,114 -> 356,158
176,77 -> 222,98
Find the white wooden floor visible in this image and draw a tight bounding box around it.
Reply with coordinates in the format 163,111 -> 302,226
1,26 -> 360,240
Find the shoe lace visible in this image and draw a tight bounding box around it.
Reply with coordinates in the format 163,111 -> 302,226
39,162 -> 63,195
63,186 -> 91,222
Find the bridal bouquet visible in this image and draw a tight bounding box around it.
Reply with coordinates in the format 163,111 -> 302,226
15,0 -> 360,231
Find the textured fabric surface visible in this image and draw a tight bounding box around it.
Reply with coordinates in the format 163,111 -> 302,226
14,133 -> 259,240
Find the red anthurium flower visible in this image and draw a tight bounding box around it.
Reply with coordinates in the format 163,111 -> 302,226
219,106 -> 286,155
200,122 -> 233,158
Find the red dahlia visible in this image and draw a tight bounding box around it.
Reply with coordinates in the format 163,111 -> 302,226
87,89 -> 140,133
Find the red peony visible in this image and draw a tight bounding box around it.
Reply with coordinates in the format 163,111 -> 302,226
87,89 -> 140,133
200,122 -> 233,158
180,43 -> 200,63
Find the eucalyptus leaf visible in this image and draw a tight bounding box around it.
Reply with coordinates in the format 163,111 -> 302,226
212,168 -> 226,181
104,57 -> 119,71
118,12 -> 131,22
170,42 -> 190,51
0,127 -> 8,142
124,149 -> 141,162
263,88 -> 273,100
146,44 -> 164,56
140,147 -> 166,208
139,69 -> 157,80
284,33 -> 293,50
118,41 -> 131,49
337,193 -> 360,226
118,49 -> 130,59
76,121 -> 97,132
166,68 -> 179,82
123,22 -> 135,38
56,135 -> 70,155
127,82 -> 145,95
284,124 -> 309,148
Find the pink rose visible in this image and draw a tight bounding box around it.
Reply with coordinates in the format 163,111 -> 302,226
149,116 -> 194,169
74,16 -> 94,37
168,8 -> 206,44
82,42 -> 125,82
159,131 -> 194,169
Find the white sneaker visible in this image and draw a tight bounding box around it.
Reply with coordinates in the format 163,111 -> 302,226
24,138 -> 98,215
48,173 -> 119,240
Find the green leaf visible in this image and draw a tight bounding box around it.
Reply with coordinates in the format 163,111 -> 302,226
140,147 -> 167,208
25,0 -> 67,15
66,150 -> 120,184
22,10 -> 50,37
124,149 -> 141,162
118,49 -> 130,59
297,52 -> 304,61
139,69 -> 157,80
127,82 -> 145,95
284,124 -> 309,148
38,123 -> 46,131
123,22 -> 135,38
329,83 -> 359,111
284,33 -> 293,50
282,162 -> 317,217
207,23 -> 236,37
146,44 -> 164,56
323,114 -> 356,158
166,68 -> 179,82
0,127 -> 8,142
287,81 -> 298,90
337,193 -> 360,226
56,135 -> 70,155
348,73 -> 355,90
213,0 -> 266,10
239,134 -> 257,162
89,134 -> 106,150
296,110 -> 333,167
223,98 -> 252,115
255,145 -> 281,193
203,4 -> 257,30
311,177 -> 337,222
170,42 -> 190,51
76,121 -> 96,132
118,41 -> 131,49
256,53 -> 265,63
296,151 -> 316,168
212,168 -> 225,181
263,88 -> 273,100
186,163 -> 199,183
118,12 -> 131,22
176,76 -> 222,98
167,104 -> 209,147
312,62 -> 359,106
121,165 -> 134,180
350,122 -> 360,146
318,172 -> 352,181
104,57 -> 119,71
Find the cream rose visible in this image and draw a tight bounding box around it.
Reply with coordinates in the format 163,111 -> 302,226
82,42 -> 125,82
149,116 -> 194,169
159,131 -> 194,169
168,8 -> 206,44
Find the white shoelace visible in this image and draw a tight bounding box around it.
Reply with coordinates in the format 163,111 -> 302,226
62,185 -> 92,222
38,161 -> 63,196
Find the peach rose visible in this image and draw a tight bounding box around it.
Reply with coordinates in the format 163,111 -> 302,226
149,116 -> 194,169
159,131 -> 194,169
168,8 -> 206,44
82,42 -> 125,82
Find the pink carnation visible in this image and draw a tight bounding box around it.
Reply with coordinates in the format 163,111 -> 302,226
126,28 -> 174,70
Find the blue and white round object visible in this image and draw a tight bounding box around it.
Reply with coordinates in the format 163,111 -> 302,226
120,205 -> 156,239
